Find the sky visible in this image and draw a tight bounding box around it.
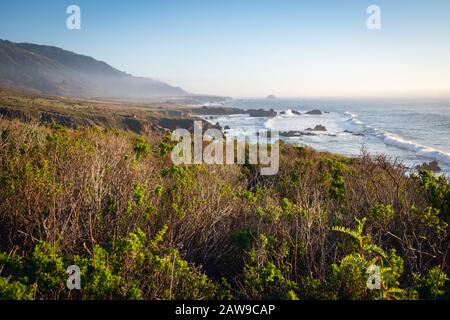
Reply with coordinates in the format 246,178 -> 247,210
1,0 -> 450,98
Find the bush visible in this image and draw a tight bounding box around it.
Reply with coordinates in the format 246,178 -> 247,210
416,170 -> 450,221
0,118 -> 449,300
0,228 -> 219,300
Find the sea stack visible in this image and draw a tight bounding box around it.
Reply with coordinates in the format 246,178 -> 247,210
305,109 -> 323,115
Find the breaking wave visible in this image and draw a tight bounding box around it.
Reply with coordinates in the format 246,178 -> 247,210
346,112 -> 450,165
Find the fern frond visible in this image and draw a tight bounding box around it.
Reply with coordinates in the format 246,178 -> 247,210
332,226 -> 361,241
363,244 -> 387,258
341,253 -> 367,269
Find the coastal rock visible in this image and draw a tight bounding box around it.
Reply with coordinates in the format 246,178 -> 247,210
158,118 -> 218,133
280,131 -> 303,137
306,125 -> 327,132
280,110 -> 301,115
280,130 -> 317,137
416,160 -> 442,172
266,95 -> 276,99
192,106 -> 244,116
247,109 -> 277,117
344,129 -> 364,137
224,125 -> 231,130
305,109 -> 323,115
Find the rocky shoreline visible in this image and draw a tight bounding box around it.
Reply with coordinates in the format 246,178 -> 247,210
191,106 -> 329,118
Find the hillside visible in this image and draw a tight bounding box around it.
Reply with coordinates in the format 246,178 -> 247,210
0,40 -> 188,99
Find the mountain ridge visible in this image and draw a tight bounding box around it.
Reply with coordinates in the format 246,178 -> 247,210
0,39 -> 188,99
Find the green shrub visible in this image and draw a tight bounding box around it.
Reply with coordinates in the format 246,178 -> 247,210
414,266 -> 448,299
0,277 -> 34,300
331,218 -> 411,299
0,117 -> 449,301
134,136 -> 151,156
416,170 -> 450,221
240,234 -> 298,300
368,204 -> 395,222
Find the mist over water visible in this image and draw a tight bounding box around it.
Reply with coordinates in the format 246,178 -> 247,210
203,98 -> 450,175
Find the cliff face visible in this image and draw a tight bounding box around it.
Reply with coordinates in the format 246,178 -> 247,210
0,40 -> 188,99
0,88 -> 220,134
0,104 -> 218,134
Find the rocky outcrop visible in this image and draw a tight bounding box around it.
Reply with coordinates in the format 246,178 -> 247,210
0,103 -> 218,134
191,106 -> 244,116
416,160 -> 442,172
281,110 -> 301,115
280,131 -> 303,137
248,109 -> 277,117
0,105 -> 34,122
344,129 -> 365,137
122,117 -> 151,134
305,109 -> 323,115
157,118 -> 219,132
306,125 -> 327,131
280,131 -> 317,137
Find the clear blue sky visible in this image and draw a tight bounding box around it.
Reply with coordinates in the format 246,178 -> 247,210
1,0 -> 450,97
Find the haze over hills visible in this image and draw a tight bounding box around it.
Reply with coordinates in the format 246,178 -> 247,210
0,39 -> 188,99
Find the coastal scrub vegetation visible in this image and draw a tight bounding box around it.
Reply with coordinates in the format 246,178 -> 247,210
0,117 -> 448,300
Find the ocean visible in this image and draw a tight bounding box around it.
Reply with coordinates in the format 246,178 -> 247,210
201,98 -> 450,176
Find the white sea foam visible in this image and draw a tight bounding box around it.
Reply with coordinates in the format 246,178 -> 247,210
279,109 -> 296,117
380,133 -> 450,165
345,112 -> 365,125
202,107 -> 450,172
265,111 -> 343,135
264,118 -> 275,129
345,112 -> 450,165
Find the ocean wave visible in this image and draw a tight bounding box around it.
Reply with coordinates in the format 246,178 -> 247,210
345,111 -> 365,126
266,109 -> 343,135
381,133 -> 450,165
264,118 -> 275,129
280,109 -> 296,117
345,112 -> 450,165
